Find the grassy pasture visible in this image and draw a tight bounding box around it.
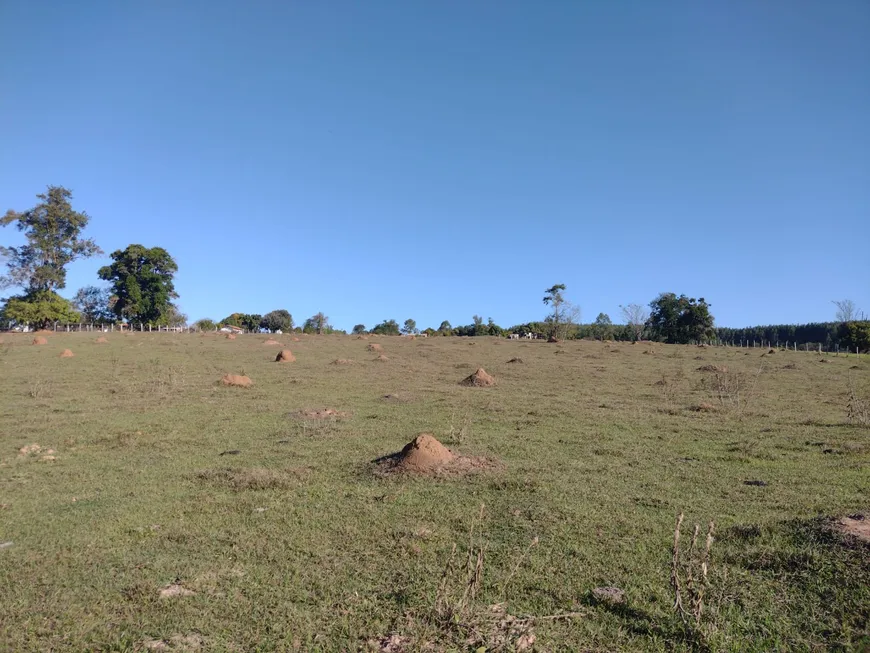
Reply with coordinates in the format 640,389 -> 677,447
0,332 -> 868,652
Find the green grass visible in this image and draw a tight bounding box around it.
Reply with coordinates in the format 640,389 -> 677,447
1,333 -> 868,651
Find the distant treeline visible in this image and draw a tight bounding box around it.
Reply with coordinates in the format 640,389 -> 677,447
715,322 -> 868,350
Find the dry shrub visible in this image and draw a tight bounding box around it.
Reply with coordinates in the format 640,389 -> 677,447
221,374 -> 252,388
671,513 -> 716,636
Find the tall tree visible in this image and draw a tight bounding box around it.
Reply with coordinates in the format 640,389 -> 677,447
260,309 -> 293,333
647,293 -> 715,344
1,186 -> 102,292
833,299 -> 860,322
402,318 -> 418,335
98,245 -> 178,325
472,314 -> 485,336
73,285 -> 116,323
303,312 -> 330,334
619,303 -> 649,342
438,320 -> 452,335
593,312 -> 614,340
543,283 -> 579,340
371,319 -> 400,336
352,324 -> 367,335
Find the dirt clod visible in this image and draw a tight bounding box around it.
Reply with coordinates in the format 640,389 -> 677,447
275,350 -> 296,363
460,368 -> 495,387
60,349 -> 74,358
32,337 -> 48,345
221,374 -> 253,388
18,444 -> 42,456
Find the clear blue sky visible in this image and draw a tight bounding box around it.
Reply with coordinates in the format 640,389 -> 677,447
1,1 -> 868,330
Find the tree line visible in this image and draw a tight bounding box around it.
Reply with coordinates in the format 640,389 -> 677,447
2,187 -> 867,352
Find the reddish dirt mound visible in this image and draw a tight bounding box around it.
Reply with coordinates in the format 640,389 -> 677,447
60,349 -> 74,358
221,374 -> 253,388
697,364 -> 727,373
332,358 -> 353,365
95,336 -> 108,344
357,335 -> 369,340
374,433 -> 498,477
264,339 -> 280,346
32,337 -> 48,345
836,513 -> 870,543
460,368 -> 495,387
374,354 -> 390,362
291,337 -> 300,342
296,408 -> 347,420
275,350 -> 296,363
367,343 -> 384,352
226,334 -> 237,340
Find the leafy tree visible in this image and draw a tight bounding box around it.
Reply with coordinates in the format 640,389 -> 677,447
220,313 -> 245,328
839,321 -> 870,353
98,245 -> 178,325
402,318 -> 418,335
833,299 -> 860,322
303,312 -> 330,335
472,315 -> 485,336
220,313 -> 262,332
352,324 -> 366,335
593,312 -> 614,340
371,319 -> 400,336
487,317 -> 504,337
648,293 -> 715,344
1,186 -> 102,292
543,283 -> 580,340
72,285 -> 116,323
438,320 -> 452,335
260,309 -> 293,333
193,318 -> 216,331
619,303 -> 649,342
1,290 -> 80,328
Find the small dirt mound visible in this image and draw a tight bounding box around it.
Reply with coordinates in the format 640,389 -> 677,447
275,350 -> 296,363
836,513 -> 870,543
95,336 -> 108,344
226,334 -> 237,340
819,358 -> 829,364
32,337 -> 48,345
506,357 -> 524,364
460,368 -> 495,387
296,408 -> 347,420
263,339 -> 280,346
357,335 -> 368,340
221,374 -> 252,388
374,433 -> 497,477
374,354 -> 390,362
332,358 -> 353,365
693,402 -> 716,412
60,349 -> 74,358
767,349 -> 776,354
367,343 -> 384,352
697,364 -> 727,373
291,337 -> 300,342
851,365 -> 861,370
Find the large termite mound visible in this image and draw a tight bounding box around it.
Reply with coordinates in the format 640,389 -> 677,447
275,350 -> 296,363
32,337 -> 48,345
374,433 -> 498,477
460,368 -> 495,387
60,349 -> 74,358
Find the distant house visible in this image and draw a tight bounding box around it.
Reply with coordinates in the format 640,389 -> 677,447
219,325 -> 244,334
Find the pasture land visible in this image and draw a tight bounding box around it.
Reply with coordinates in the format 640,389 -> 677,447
0,333 -> 868,651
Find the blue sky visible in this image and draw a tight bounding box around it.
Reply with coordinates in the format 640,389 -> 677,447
1,1 -> 868,330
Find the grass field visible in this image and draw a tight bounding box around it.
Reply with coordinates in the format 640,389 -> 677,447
1,332 -> 868,652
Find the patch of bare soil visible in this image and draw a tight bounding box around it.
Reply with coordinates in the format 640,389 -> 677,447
332,358 -> 353,365
506,357 -> 523,364
697,364 -> 727,373
195,467 -> 306,490
263,338 -> 281,345
158,582 -> 195,599
275,349 -> 295,362
95,336 -> 108,344
368,343 -> 384,352
295,408 -> 348,420
374,354 -> 390,362
460,368 -> 495,387
221,374 -> 252,388
373,433 -> 498,477
60,349 -> 74,358
836,513 -> 870,543
32,337 -> 48,345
